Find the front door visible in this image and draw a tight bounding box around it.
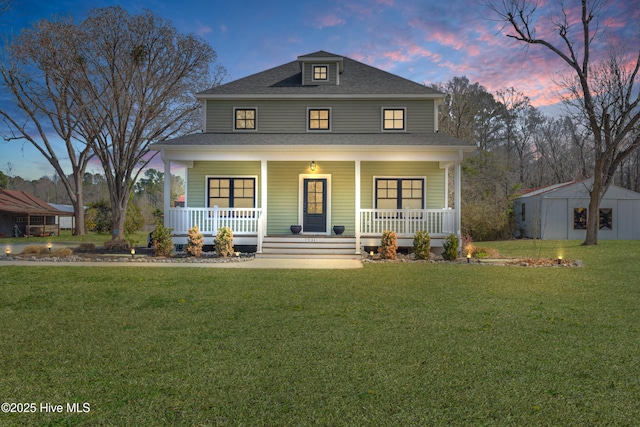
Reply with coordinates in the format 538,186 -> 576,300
303,178 -> 327,233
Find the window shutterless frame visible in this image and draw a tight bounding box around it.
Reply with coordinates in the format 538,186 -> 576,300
381,108 -> 406,131
312,64 -> 329,81
307,108 -> 331,131
233,108 -> 257,131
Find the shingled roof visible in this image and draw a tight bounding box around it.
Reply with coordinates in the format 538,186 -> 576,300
198,50 -> 443,97
0,190 -> 70,216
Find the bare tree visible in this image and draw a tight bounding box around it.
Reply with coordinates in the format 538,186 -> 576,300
489,0 -> 640,245
74,7 -> 226,247
1,18 -> 93,235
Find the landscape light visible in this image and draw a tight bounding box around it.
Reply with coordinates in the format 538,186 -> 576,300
467,253 -> 471,263
47,243 -> 52,253
131,248 -> 136,258
557,255 -> 563,265
5,247 -> 10,257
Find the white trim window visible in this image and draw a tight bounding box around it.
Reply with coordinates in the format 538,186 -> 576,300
382,108 -> 406,131
308,108 -> 331,131
208,177 -> 256,208
375,177 -> 425,210
234,108 -> 257,131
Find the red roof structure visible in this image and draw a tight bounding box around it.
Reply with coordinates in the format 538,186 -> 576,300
0,190 -> 70,216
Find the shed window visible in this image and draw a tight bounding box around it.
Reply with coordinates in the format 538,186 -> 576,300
521,203 -> 526,222
599,208 -> 612,230
573,208 -> 587,230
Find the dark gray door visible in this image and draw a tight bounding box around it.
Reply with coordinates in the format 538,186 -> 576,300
303,178 -> 327,233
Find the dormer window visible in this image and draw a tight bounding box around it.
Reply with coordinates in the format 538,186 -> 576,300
234,108 -> 257,131
313,65 -> 328,81
382,108 -> 406,131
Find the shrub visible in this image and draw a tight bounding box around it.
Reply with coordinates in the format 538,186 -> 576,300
215,226 -> 234,257
413,230 -> 431,260
77,243 -> 96,252
151,224 -> 174,257
85,200 -> 111,233
51,248 -> 73,258
104,239 -> 131,251
186,225 -> 204,257
442,233 -> 459,261
378,230 -> 398,260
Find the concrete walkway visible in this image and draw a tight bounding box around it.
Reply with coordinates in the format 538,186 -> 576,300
0,258 -> 363,269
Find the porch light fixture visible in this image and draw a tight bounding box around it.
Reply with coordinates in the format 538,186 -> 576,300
310,161 -> 317,172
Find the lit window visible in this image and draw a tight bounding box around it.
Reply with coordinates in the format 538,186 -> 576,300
313,65 -> 328,81
599,208 -> 612,230
383,108 -> 405,131
376,178 -> 424,210
234,109 -> 256,130
208,178 -> 255,208
574,208 -> 587,230
308,109 -> 330,131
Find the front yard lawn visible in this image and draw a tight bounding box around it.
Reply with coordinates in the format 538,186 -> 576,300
1,241 -> 639,426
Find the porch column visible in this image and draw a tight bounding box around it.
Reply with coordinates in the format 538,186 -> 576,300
455,150 -> 462,245
354,160 -> 361,254
163,155 -> 171,224
259,160 -> 268,253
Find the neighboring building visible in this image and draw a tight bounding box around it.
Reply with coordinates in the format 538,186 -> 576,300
151,51 -> 475,256
514,178 -> 640,240
0,190 -> 73,237
49,204 -> 77,230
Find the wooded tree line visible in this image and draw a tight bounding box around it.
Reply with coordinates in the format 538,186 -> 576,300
0,167 -> 184,231
434,76 -> 640,241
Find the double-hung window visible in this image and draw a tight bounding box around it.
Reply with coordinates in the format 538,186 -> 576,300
208,178 -> 255,209
308,108 -> 331,131
375,178 -> 424,212
382,108 -> 405,131
234,108 -> 256,131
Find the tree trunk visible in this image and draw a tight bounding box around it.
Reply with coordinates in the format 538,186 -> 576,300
583,174 -> 606,246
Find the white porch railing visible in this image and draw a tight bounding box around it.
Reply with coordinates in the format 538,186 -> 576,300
166,207 -> 263,236
359,208 -> 455,236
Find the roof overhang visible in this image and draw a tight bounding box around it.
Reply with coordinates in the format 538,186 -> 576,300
195,93 -> 445,100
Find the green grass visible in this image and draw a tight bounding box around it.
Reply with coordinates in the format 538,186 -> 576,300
1,241 -> 640,426
1,230 -> 150,245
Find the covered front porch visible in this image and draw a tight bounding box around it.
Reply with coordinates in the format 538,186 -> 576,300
160,143 -> 470,256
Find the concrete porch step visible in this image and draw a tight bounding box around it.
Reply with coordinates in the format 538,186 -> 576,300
257,235 -> 359,259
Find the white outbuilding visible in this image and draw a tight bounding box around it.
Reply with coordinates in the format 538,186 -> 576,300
513,178 -> 640,240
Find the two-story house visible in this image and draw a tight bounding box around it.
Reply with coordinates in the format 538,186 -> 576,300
152,51 -> 475,257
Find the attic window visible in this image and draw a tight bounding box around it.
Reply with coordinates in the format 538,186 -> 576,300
313,65 -> 328,81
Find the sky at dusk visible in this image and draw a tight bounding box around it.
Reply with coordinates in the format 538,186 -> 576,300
0,0 -> 638,180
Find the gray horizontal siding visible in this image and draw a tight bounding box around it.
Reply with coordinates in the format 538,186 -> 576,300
205,99 -> 435,133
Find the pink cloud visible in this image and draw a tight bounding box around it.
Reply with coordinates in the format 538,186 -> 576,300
315,14 -> 346,29
196,24 -> 212,37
